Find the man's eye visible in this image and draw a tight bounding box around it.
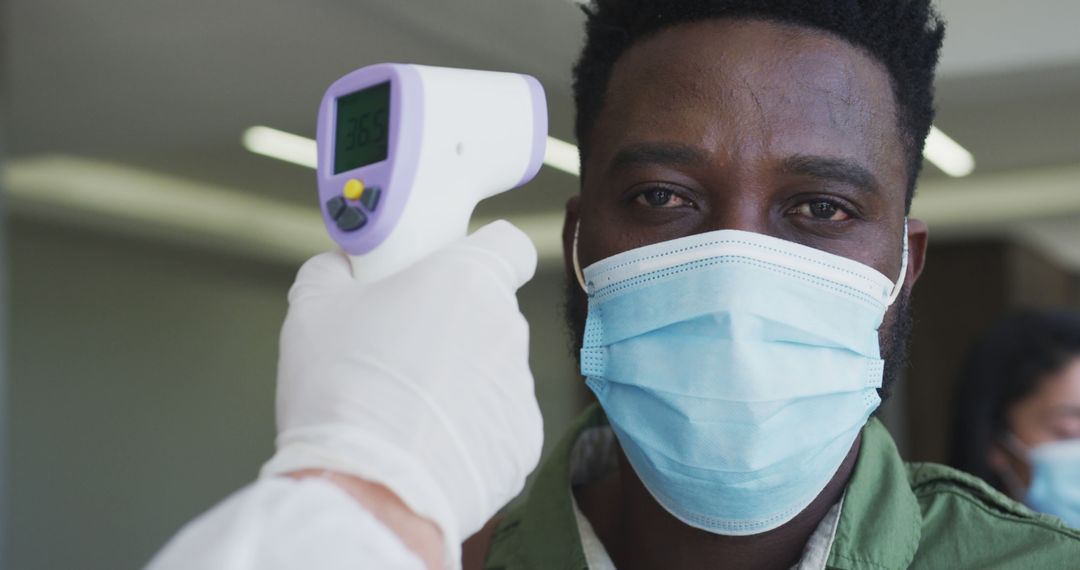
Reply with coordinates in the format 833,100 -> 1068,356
634,188 -> 692,208
790,200 -> 851,221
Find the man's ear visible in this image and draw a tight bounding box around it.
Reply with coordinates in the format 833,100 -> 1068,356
904,218 -> 929,292
562,195 -> 581,286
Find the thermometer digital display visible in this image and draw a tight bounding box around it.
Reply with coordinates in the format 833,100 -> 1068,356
333,82 -> 390,173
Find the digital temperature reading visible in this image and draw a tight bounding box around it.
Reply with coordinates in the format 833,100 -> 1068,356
333,82 -> 390,173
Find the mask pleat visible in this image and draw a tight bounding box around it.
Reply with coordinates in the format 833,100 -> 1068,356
587,259 -> 884,356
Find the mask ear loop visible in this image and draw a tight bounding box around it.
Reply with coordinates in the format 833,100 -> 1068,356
1002,432 -> 1031,458
885,219 -> 910,307
997,432 -> 1033,501
572,221 -> 587,293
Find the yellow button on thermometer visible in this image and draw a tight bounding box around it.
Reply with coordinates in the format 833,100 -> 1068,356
343,179 -> 364,201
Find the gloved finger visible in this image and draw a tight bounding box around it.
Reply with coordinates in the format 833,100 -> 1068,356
288,251 -> 355,304
458,220 -> 538,291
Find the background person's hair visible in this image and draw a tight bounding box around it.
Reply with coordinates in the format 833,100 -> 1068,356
571,0 -> 946,212
949,308 -> 1080,493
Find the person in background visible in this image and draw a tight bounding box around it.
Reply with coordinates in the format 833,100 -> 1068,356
949,308 -> 1080,528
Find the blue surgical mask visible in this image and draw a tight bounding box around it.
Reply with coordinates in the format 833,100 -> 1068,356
1006,436 -> 1080,528
574,226 -> 907,535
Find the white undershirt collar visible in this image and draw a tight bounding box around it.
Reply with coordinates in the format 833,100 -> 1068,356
567,425 -> 844,570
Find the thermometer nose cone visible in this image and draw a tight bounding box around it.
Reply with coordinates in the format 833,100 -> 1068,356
517,74 -> 548,188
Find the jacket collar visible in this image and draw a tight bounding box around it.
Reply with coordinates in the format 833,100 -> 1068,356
496,406 -> 604,569
826,417 -> 922,569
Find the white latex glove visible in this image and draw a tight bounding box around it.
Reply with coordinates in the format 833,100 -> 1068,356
260,220 -> 544,567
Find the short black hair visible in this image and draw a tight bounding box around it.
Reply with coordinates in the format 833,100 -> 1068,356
571,0 -> 946,211
948,309 -> 1080,494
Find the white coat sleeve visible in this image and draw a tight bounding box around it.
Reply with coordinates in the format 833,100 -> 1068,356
145,476 -> 425,570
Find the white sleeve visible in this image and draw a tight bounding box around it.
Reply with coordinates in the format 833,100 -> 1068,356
146,477 -> 426,570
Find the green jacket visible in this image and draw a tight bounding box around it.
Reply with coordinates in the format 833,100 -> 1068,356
484,405 -> 1080,569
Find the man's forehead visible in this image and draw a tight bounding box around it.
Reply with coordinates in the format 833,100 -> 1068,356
610,18 -> 894,109
593,18 -> 901,169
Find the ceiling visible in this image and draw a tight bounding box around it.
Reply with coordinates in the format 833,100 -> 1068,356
6,0 -> 1080,254
7,0 -> 585,213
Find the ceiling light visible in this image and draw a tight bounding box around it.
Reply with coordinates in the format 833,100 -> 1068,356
542,136 -> 580,176
923,125 -> 975,178
242,126 -> 318,169
6,155 -> 567,263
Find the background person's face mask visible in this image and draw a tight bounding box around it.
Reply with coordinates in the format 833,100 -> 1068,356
1003,434 -> 1080,528
575,226 -> 907,535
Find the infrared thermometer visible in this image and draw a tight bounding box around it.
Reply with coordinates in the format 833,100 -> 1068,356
316,63 -> 548,282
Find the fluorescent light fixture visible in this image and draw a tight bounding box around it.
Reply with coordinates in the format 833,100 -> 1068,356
243,126 -> 582,177
543,136 -> 580,176
242,126 -> 318,169
6,155 -> 566,263
6,155 -> 333,264
923,125 -> 975,178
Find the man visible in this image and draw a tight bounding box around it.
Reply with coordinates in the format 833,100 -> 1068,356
469,1 -> 1080,568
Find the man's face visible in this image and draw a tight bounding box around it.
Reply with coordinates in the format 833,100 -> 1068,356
564,18 -> 928,382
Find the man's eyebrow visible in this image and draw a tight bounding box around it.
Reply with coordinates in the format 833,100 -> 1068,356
781,155 -> 880,193
609,142 -> 709,172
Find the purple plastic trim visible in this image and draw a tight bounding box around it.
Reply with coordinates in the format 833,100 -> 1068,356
516,74 -> 548,188
317,63 -> 423,255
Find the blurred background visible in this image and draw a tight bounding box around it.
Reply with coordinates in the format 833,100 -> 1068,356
2,0 -> 1080,568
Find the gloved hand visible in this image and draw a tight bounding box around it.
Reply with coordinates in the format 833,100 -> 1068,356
261,220 -> 543,567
